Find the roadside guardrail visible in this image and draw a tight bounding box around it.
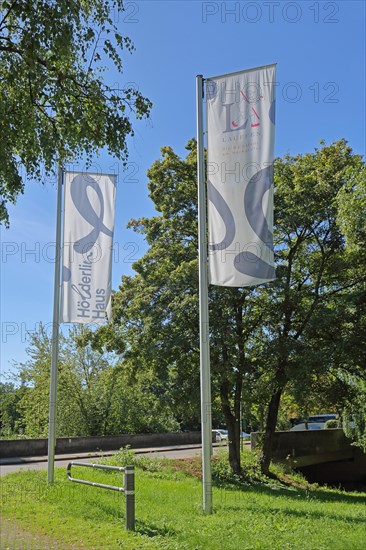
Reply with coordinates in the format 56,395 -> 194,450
67,461 -> 135,530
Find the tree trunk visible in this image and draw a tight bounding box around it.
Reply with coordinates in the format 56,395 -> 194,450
259,386 -> 283,476
225,409 -> 241,474
220,379 -> 241,474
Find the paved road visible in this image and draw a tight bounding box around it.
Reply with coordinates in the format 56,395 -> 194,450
1,443 -> 252,476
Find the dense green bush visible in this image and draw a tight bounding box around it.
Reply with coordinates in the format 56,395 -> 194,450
324,419 -> 339,429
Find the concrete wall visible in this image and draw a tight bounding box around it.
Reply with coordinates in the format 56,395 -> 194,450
251,429 -> 366,485
0,431 -> 202,458
251,428 -> 354,459
299,447 -> 366,488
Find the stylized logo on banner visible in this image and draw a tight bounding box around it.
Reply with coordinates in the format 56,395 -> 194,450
61,172 -> 116,323
206,65 -> 276,287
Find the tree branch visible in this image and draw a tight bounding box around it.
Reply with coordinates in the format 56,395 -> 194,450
0,1 -> 17,32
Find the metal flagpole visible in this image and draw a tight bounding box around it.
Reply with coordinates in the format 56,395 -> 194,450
196,74 -> 213,514
47,167 -> 64,483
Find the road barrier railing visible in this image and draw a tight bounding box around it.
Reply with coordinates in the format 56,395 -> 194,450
67,461 -> 135,530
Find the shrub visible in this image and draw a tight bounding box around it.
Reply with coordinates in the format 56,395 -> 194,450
324,419 -> 339,429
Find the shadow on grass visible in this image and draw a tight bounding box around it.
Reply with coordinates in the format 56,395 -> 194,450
135,519 -> 177,538
222,500 -> 365,525
212,477 -> 366,505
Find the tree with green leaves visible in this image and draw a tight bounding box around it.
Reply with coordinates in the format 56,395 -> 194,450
343,378 -> 366,452
92,141 -> 268,473
336,163 -> 366,249
257,140 -> 366,473
0,0 -> 151,225
93,138 -> 365,475
14,324 -> 178,437
17,324 -> 112,436
0,381 -> 27,437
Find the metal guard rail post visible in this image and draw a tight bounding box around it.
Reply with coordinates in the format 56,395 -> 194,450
67,461 -> 135,531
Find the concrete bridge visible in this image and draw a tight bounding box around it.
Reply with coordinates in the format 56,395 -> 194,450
251,429 -> 366,487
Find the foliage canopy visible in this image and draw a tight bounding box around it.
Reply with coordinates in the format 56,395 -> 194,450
0,0 -> 151,225
92,138 -> 366,473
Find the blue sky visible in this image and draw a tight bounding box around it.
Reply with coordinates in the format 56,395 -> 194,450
1,0 -> 365,375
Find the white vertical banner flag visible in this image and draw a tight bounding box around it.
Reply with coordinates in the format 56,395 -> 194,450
207,64 -> 276,286
61,172 -> 116,323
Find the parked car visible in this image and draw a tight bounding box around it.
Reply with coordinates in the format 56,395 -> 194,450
290,422 -> 324,431
290,414 -> 337,431
290,413 -> 337,430
212,429 -> 228,443
308,414 -> 337,425
212,430 -> 250,442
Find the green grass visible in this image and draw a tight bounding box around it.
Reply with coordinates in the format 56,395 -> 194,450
1,450 -> 365,549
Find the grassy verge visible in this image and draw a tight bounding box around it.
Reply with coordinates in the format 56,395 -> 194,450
1,448 -> 365,549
